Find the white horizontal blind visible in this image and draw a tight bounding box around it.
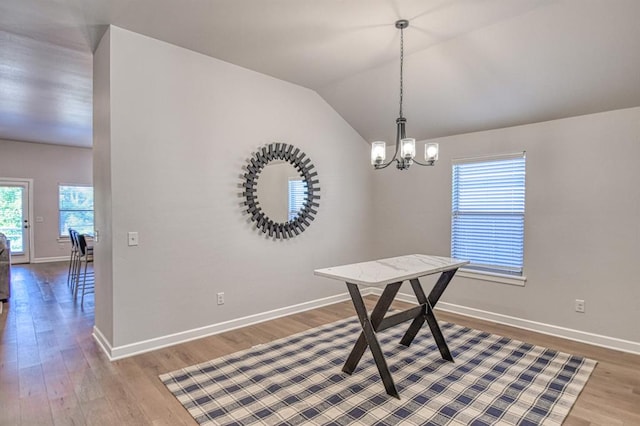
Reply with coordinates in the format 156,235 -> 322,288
288,179 -> 307,221
452,153 -> 526,275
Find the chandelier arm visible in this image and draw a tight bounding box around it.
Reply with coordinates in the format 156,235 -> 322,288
374,159 -> 398,170
374,144 -> 400,168
412,158 -> 432,167
391,122 -> 401,159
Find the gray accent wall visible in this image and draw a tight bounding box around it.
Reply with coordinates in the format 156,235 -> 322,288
372,107 -> 640,343
93,26 -> 375,349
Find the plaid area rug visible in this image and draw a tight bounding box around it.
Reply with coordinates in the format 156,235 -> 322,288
160,317 -> 596,425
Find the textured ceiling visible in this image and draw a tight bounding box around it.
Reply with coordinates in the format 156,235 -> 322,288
0,0 -> 639,148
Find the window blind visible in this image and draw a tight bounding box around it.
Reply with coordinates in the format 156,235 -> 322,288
451,153 -> 526,275
288,179 -> 307,222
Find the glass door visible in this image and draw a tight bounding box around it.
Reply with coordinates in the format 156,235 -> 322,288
0,181 -> 31,264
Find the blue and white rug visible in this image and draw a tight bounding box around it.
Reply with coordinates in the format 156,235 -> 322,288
160,317 -> 596,425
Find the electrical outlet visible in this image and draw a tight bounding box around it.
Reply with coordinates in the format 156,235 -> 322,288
217,292 -> 225,305
575,299 -> 585,313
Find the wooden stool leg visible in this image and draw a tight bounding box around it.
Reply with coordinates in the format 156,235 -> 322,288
81,260 -> 89,307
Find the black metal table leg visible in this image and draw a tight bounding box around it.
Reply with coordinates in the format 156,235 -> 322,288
341,268 -> 460,398
424,301 -> 453,362
427,269 -> 458,307
343,281 -> 401,374
400,271 -> 458,362
425,269 -> 457,361
400,279 -> 429,346
344,282 -> 401,399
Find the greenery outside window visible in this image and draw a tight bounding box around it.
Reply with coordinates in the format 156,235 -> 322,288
0,186 -> 24,252
451,152 -> 526,276
59,185 -> 94,237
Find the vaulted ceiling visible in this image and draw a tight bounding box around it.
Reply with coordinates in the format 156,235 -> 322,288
1,0 -> 639,148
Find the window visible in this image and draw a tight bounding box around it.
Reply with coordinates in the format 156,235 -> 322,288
288,179 -> 307,221
59,185 -> 94,237
451,152 -> 526,276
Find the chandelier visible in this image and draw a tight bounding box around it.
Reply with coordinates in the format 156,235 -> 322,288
371,19 -> 439,170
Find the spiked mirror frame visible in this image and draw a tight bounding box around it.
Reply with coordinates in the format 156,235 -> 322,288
242,143 -> 320,239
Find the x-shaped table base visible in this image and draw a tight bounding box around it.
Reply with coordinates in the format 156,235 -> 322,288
342,269 -> 459,399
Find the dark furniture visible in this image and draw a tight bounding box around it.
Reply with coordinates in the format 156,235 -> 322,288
0,233 -> 11,301
315,254 -> 468,398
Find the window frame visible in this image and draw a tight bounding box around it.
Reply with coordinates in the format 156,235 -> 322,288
58,184 -> 94,238
451,152 -> 527,285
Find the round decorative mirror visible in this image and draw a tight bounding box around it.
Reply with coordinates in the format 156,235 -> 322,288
242,143 -> 320,239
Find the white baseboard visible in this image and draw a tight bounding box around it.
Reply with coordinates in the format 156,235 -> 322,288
384,289 -> 640,356
93,291 -> 355,361
93,287 -> 640,361
32,256 -> 69,264
93,325 -> 113,358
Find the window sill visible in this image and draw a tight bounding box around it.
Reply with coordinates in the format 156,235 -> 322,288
57,236 -> 93,243
457,268 -> 527,287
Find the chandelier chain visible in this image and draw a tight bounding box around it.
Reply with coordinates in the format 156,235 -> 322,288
399,26 -> 404,118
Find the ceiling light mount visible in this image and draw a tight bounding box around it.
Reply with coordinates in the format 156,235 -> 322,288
395,19 -> 409,30
371,19 -> 439,171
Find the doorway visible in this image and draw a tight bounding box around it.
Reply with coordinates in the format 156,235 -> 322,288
0,179 -> 33,264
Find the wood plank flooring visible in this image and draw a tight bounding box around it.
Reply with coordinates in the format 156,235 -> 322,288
1,262 -> 639,425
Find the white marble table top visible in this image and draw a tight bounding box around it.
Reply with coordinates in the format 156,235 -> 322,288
314,254 -> 469,287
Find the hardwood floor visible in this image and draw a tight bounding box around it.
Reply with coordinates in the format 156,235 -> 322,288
1,262 -> 639,425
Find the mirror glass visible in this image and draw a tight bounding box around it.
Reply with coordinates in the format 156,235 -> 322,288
255,161 -> 306,223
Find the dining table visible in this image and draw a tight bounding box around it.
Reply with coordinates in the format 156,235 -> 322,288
314,254 -> 469,398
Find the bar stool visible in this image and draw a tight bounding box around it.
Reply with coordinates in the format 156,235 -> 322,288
67,228 -> 79,290
74,233 -> 94,307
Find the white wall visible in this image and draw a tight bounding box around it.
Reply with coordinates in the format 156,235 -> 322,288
372,107 -> 640,344
93,28 -> 114,344
94,26 -> 374,350
0,139 -> 92,260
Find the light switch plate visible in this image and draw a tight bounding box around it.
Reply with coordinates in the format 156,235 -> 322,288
128,232 -> 139,246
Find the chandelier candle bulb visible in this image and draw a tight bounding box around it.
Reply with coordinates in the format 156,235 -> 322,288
371,141 -> 386,165
401,138 -> 416,159
425,143 -> 439,162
